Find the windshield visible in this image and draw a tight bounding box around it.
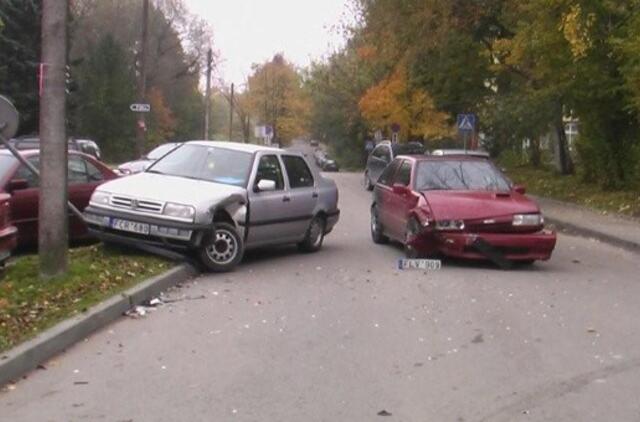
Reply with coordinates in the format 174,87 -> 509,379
146,144 -> 253,187
0,155 -> 17,179
147,143 -> 178,160
415,160 -> 511,192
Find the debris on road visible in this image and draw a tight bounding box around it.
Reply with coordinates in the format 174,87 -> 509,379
73,381 -> 89,385
378,410 -> 392,416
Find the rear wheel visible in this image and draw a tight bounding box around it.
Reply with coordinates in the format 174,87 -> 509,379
298,215 -> 326,252
370,204 -> 388,244
198,223 -> 244,272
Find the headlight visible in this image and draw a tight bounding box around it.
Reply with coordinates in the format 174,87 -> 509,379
163,202 -> 195,220
435,220 -> 465,231
90,191 -> 110,207
118,168 -> 131,175
513,213 -> 544,226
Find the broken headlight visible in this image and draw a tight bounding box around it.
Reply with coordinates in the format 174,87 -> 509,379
434,220 -> 465,231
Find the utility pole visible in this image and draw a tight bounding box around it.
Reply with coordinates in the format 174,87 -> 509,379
228,83 -> 234,141
39,0 -> 68,278
136,0 -> 149,157
204,48 -> 213,140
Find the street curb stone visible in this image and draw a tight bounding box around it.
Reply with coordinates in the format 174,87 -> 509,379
0,263 -> 198,387
545,216 -> 640,254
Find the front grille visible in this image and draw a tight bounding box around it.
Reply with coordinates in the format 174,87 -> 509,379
110,195 -> 164,213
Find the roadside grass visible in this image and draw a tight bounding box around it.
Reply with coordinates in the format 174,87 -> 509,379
0,245 -> 170,352
503,162 -> 640,218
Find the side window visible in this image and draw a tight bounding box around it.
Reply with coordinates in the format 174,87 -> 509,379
378,159 -> 401,186
255,155 -> 284,190
282,155 -> 314,188
68,156 -> 89,184
85,159 -> 104,182
13,157 -> 40,188
395,161 -> 412,186
372,146 -> 384,159
380,147 -> 392,163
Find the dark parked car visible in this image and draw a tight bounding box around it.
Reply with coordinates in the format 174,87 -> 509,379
313,150 -> 339,172
0,149 -> 117,247
0,193 -> 17,264
364,141 -> 425,190
370,154 -> 556,266
116,142 -> 182,175
3,136 -> 102,160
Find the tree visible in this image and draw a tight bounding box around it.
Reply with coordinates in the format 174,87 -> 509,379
246,54 -> 310,145
39,0 -> 68,277
0,0 -> 42,135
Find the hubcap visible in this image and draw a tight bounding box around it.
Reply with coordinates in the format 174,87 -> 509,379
206,229 -> 237,265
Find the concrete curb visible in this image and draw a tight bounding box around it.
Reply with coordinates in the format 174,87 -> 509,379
545,216 -> 640,254
0,263 -> 198,387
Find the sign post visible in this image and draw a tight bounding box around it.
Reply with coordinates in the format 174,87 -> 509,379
456,113 -> 476,150
391,122 -> 400,143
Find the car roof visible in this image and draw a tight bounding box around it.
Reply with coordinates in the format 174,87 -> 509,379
186,140 -> 282,153
397,154 -> 492,162
430,149 -> 490,158
0,148 -> 92,159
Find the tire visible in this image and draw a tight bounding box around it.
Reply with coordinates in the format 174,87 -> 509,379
298,215 -> 326,252
404,217 -> 423,258
198,223 -> 244,272
370,204 -> 388,244
364,171 -> 374,191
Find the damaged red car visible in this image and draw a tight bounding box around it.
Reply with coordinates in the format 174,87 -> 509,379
370,154 -> 556,267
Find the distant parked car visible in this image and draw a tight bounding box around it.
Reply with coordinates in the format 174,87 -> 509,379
2,136 -> 102,160
364,141 -> 425,190
370,153 -> 556,266
0,150 -> 117,247
313,150 -> 339,172
116,142 -> 182,175
0,193 -> 17,265
84,141 -> 341,272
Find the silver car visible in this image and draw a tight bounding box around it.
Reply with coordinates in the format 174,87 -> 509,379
83,141 -> 340,272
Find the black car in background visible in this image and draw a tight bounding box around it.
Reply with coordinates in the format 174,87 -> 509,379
364,140 -> 425,190
3,136 -> 102,160
313,149 -> 340,172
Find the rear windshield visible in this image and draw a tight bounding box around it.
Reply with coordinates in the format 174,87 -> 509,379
393,143 -> 425,155
415,160 -> 511,192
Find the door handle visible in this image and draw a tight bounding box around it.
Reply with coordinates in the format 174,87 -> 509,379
282,196 -> 291,202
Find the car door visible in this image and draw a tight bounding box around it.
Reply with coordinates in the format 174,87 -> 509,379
368,145 -> 392,183
7,157 -> 40,246
281,154 -> 318,240
386,160 -> 418,240
246,153 -> 295,247
374,158 -> 401,233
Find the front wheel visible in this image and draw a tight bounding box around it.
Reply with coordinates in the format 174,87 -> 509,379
298,215 -> 326,252
370,205 -> 388,244
198,223 -> 244,272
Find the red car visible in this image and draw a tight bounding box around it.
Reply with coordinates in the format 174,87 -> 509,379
370,154 -> 556,267
0,193 -> 18,264
0,149 -> 117,247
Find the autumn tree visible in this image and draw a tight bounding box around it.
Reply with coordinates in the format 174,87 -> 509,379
246,54 -> 310,145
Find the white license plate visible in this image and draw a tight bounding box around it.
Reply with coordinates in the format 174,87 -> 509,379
397,259 -> 442,271
110,218 -> 150,235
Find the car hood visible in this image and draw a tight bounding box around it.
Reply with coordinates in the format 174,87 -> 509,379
422,190 -> 540,220
98,172 -> 246,206
118,159 -> 153,173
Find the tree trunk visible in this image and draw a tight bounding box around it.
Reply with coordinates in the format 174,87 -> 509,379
39,0 -> 68,278
554,119 -> 574,175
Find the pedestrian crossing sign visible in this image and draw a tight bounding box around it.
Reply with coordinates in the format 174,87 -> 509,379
457,114 -> 476,132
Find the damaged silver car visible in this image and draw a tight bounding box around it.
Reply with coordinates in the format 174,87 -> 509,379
84,141 -> 340,272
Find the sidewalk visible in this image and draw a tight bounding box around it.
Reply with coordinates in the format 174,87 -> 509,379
535,196 -> 640,253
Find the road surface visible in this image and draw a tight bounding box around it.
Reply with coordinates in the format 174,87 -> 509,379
2,172 -> 640,421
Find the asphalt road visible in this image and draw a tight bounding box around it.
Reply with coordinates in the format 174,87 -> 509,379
3,171 -> 640,422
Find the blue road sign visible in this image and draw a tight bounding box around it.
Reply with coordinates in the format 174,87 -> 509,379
457,114 -> 476,132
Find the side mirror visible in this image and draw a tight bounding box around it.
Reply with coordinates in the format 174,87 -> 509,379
392,183 -> 409,195
256,179 -> 276,192
513,184 -> 526,195
6,178 -> 29,192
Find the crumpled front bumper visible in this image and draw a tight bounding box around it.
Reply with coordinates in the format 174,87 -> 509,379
410,229 -> 557,262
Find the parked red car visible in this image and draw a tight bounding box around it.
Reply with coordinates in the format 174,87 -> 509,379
0,193 -> 18,263
370,154 -> 556,266
0,149 -> 117,247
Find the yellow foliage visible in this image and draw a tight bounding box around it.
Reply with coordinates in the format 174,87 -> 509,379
358,63 -> 451,140
560,4 -> 595,60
